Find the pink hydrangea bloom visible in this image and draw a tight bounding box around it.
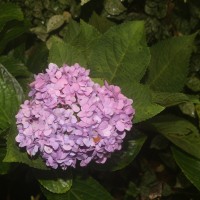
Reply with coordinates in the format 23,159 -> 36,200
16,63 -> 135,170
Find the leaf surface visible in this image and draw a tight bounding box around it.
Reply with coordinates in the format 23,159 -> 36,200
42,176 -> 113,200
147,34 -> 196,92
49,39 -> 86,66
0,64 -> 24,132
39,178 -> 72,194
0,3 -> 23,31
89,21 -> 150,84
152,92 -> 189,107
151,115 -> 200,159
172,147 -> 200,191
121,81 -> 164,123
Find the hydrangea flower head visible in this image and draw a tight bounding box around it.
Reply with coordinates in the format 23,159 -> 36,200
16,63 -> 135,170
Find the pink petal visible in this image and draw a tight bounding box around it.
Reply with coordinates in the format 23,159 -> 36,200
116,121 -> 125,132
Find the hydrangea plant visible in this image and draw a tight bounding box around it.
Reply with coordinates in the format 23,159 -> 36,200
16,63 -> 134,169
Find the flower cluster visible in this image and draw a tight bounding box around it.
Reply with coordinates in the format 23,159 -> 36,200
16,63 -> 135,169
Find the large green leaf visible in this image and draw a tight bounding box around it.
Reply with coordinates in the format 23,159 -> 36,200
42,176 -> 113,200
49,39 -> 86,66
0,21 -> 29,54
89,12 -> 115,33
152,92 -> 189,107
172,147 -> 200,191
92,130 -> 147,171
0,56 -> 31,77
121,81 -> 164,123
0,64 -> 24,132
61,20 -> 101,66
39,176 -> 72,194
0,3 -> 23,31
26,43 -> 49,74
64,20 -> 100,49
4,123 -> 49,170
147,34 -> 196,92
150,115 -> 200,159
88,21 -> 150,84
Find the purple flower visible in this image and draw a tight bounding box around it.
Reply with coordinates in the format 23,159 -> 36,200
16,63 -> 135,170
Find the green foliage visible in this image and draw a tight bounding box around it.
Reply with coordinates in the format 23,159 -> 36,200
63,20 -> 101,63
88,21 -> 150,83
0,3 -> 24,31
42,176 -> 113,200
172,147 -> 200,191
0,64 -> 24,132
49,20 -> 100,67
150,115 -> 200,159
0,0 -> 199,199
81,0 -> 90,6
39,176 -> 72,194
26,43 -> 49,74
152,92 -> 190,107
0,3 -> 29,54
147,34 -> 196,92
89,12 -> 115,33
145,0 -> 168,19
49,39 -> 86,66
121,81 -> 164,123
104,0 -> 126,16
0,56 -> 31,77
47,15 -> 65,33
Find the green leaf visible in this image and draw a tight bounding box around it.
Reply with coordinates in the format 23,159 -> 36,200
150,115 -> 200,159
27,43 -> 49,74
88,21 -> 150,84
63,20 -> 81,44
89,12 -> 115,33
145,0 -> 168,19
81,0 -> 90,6
172,146 -> 200,191
0,64 -> 24,132
64,20 -> 101,50
47,15 -> 65,33
0,21 -> 29,54
49,20 -> 101,67
39,177 -> 72,194
179,102 -> 196,118
152,92 -> 189,107
186,76 -> 200,92
30,26 -> 48,42
147,34 -> 196,92
0,56 -> 31,77
4,123 -> 49,170
92,130 -> 147,171
112,134 -> 146,171
0,3 -> 24,31
121,81 -> 164,123
104,0 -> 126,16
42,176 -> 113,200
49,39 -> 86,66
64,20 -> 101,64
17,76 -> 33,96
